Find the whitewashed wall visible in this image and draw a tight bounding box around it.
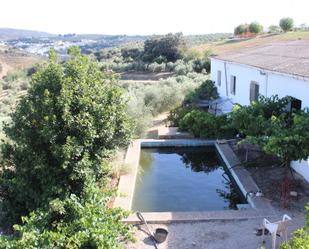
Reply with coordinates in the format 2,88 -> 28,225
211,58 -> 267,107
211,58 -> 309,182
267,73 -> 309,109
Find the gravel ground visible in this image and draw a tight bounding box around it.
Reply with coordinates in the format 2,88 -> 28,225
125,212 -> 305,249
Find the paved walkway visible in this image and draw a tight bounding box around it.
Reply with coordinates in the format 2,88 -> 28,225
125,212 -> 305,249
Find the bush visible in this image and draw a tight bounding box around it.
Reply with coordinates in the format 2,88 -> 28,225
19,81 -> 29,91
0,186 -> 132,249
3,70 -> 27,83
0,48 -> 134,227
166,61 -> 176,72
168,106 -> 191,127
184,49 -> 202,62
184,79 -> 218,104
148,62 -> 166,73
229,95 -> 291,137
179,109 -> 234,138
173,60 -> 193,75
279,17 -> 294,32
192,58 -> 210,73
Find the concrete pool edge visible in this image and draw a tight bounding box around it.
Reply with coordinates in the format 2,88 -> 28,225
113,139 -> 276,223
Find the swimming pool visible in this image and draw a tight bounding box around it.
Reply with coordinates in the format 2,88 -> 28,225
131,146 -> 247,212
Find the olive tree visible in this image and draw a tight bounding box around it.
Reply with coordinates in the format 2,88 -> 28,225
0,47 -> 134,226
249,22 -> 263,34
279,17 -> 294,32
268,25 -> 281,33
142,33 -> 186,63
234,24 -> 247,35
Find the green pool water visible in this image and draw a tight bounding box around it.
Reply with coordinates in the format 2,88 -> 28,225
132,146 -> 246,212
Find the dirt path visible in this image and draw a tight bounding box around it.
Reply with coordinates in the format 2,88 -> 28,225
145,112 -> 169,139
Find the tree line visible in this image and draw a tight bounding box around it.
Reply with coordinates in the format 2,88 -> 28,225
234,17 -> 295,35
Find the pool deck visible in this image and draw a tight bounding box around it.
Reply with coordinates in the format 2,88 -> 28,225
113,139 -> 277,223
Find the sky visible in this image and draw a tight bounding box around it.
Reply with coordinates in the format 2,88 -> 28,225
1,0 -> 309,35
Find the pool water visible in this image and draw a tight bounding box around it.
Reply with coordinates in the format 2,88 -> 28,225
132,146 -> 246,212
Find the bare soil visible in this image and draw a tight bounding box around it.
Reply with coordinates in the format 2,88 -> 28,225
229,141 -> 309,212
120,72 -> 174,81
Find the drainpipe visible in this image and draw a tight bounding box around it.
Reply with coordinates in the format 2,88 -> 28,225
265,73 -> 268,97
224,62 -> 228,97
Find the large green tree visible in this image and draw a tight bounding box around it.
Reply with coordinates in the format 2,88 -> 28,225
249,22 -> 263,34
0,47 -> 134,226
230,95 -> 309,169
234,24 -> 247,35
142,33 -> 186,63
279,17 -> 294,32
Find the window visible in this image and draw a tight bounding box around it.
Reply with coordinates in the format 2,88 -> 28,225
217,70 -> 221,86
250,81 -> 259,102
230,75 -> 236,95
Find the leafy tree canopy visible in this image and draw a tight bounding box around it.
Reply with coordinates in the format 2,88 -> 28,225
142,33 -> 186,63
279,17 -> 294,32
234,24 -> 247,35
231,95 -> 309,166
0,47 -> 134,227
184,79 -> 218,104
249,22 -> 263,34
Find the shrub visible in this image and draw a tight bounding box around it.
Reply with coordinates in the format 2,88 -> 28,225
174,60 -> 193,75
4,70 -> 27,82
166,61 -> 176,72
168,106 -> 191,127
184,49 -> 202,62
179,109 -> 234,138
148,62 -> 166,73
279,17 -> 294,32
0,185 -> 132,249
0,48 -> 134,227
229,95 -> 291,137
268,25 -> 281,33
1,81 -> 13,90
184,79 -> 218,104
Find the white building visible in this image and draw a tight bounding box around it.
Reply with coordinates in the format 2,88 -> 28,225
210,39 -> 309,182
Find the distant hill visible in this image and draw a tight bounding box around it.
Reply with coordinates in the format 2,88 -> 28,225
0,28 -> 54,40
